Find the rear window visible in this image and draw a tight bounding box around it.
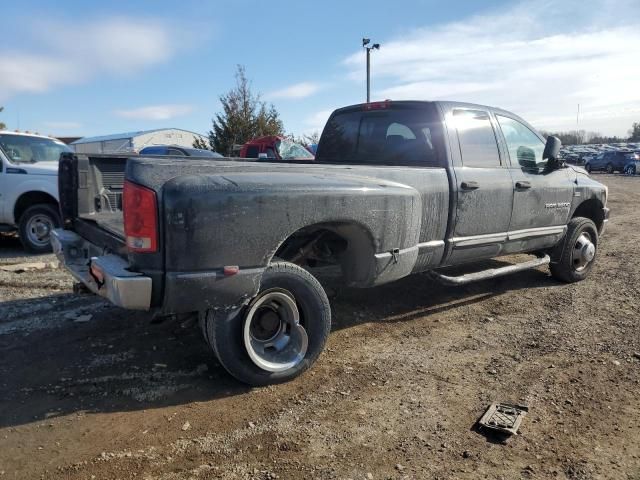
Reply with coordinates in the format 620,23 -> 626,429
140,146 -> 167,155
316,104 -> 445,167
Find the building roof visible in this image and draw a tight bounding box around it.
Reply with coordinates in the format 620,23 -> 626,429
71,128 -> 206,145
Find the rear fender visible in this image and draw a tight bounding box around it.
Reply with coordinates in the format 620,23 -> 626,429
160,172 -> 422,312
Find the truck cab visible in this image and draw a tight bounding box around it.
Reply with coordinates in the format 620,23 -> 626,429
0,131 -> 71,252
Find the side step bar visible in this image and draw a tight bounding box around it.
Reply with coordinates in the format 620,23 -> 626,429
429,254 -> 550,286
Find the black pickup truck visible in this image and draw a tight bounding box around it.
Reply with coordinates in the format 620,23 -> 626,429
53,100 -> 609,385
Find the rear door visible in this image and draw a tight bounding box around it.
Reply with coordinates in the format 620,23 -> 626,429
495,114 -> 573,248
613,152 -> 627,171
446,108 -> 514,263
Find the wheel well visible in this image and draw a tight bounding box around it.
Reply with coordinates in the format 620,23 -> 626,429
572,199 -> 604,232
14,192 -> 58,224
273,222 -> 376,285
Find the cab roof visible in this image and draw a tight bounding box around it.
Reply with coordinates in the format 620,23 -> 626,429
0,130 -> 65,142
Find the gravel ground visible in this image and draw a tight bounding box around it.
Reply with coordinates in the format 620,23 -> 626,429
0,174 -> 639,480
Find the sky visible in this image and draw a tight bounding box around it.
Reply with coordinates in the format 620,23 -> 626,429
1,0 -> 639,139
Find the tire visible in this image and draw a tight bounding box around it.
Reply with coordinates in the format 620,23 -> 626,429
18,204 -> 60,253
549,217 -> 598,283
605,163 -> 613,174
585,164 -> 592,173
200,261 -> 331,386
625,165 -> 636,175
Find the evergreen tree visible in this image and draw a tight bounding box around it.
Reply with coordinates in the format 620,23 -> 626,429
196,66 -> 284,155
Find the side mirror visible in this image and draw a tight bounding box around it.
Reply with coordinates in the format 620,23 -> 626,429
543,135 -> 561,161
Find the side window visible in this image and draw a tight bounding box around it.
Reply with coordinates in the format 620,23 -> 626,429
452,109 -> 501,167
496,115 -> 546,171
245,145 -> 259,158
168,148 -> 185,156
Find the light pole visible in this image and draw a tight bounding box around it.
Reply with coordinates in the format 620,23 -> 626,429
362,38 -> 380,103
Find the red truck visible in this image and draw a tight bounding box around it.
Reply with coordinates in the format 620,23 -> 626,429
239,135 -> 314,161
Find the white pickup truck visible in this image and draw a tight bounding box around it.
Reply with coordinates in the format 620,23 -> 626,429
0,131 -> 72,252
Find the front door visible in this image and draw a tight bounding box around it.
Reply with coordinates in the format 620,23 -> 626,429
494,114 -> 573,251
447,108 -> 514,264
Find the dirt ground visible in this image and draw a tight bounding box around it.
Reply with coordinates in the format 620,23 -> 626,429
1,174 -> 639,480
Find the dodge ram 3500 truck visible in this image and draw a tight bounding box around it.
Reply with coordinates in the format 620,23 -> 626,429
53,101 -> 609,386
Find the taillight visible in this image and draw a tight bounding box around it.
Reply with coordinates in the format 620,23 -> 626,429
123,180 -> 158,253
363,100 -> 392,111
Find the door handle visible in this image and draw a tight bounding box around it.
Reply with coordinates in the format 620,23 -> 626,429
515,181 -> 532,189
461,181 -> 479,190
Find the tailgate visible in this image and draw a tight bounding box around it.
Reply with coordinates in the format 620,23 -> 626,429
58,152 -> 165,309
59,152 -> 128,252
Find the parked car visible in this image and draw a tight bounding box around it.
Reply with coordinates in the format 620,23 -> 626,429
0,131 -> 72,252
53,100 -> 609,386
623,159 -> 640,175
239,136 -> 314,161
584,151 -> 637,173
139,145 -> 223,157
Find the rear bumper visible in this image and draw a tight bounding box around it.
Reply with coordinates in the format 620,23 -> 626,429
51,229 -> 152,310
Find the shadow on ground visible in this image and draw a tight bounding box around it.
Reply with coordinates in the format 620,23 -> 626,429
0,256 -> 557,429
0,233 -> 43,260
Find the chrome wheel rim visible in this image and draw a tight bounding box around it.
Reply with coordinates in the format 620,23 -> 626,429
243,290 -> 308,372
572,231 -> 595,272
25,214 -> 54,248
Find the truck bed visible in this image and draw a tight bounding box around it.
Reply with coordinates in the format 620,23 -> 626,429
80,211 -> 124,238
58,153 -> 128,253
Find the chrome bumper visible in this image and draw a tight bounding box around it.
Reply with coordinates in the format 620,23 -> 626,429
51,229 -> 152,310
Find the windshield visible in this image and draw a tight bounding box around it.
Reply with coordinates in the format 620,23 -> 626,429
276,140 -> 314,160
0,134 -> 72,164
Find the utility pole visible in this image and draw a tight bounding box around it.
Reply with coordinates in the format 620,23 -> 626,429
362,38 -> 380,103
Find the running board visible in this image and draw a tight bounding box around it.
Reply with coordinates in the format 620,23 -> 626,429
429,255 -> 550,286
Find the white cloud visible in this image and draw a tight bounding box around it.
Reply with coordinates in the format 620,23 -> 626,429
267,82 -> 324,100
302,109 -> 334,135
114,104 -> 194,121
342,0 -> 640,136
0,17 -> 179,101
